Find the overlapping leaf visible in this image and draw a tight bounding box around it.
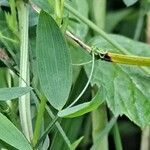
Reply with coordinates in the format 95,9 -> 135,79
85,34 -> 150,127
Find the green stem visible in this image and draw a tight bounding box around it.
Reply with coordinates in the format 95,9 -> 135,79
35,116 -> 59,148
140,126 -> 150,150
107,52 -> 150,66
17,0 -> 33,141
67,52 -> 95,108
64,3 -> 150,74
91,116 -> 117,149
90,1 -> 108,150
134,10 -> 144,40
64,3 -> 128,55
45,105 -> 72,149
91,0 -> 106,31
92,104 -> 108,150
112,123 -> 123,150
32,96 -> 46,147
32,88 -> 72,149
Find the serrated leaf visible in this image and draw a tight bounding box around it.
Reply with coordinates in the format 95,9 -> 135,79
85,34 -> 150,127
123,0 -> 138,7
0,87 -> 32,101
36,11 -> 72,110
0,112 -> 32,150
58,89 -> 104,118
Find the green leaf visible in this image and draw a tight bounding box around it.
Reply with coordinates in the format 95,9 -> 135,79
36,11 -> 72,110
67,0 -> 89,39
71,136 -> 83,150
85,34 -> 150,127
31,0 -> 54,13
0,87 -> 32,101
58,89 -> 104,118
123,0 -> 138,7
0,112 -> 32,150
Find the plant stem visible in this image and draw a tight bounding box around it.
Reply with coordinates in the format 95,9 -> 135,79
32,96 -> 46,147
35,116 -> 59,148
64,3 -> 128,55
107,52 -> 150,66
17,0 -> 33,141
32,88 -> 72,149
112,123 -> 123,150
45,105 -> 72,149
64,3 -> 150,74
90,1 -> 108,150
92,103 -> 108,150
66,31 -> 150,66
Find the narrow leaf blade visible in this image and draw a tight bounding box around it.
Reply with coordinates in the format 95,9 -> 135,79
0,112 -> 32,150
0,87 -> 32,101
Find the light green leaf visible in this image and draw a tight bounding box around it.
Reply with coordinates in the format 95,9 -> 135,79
0,112 -> 32,150
58,89 -> 104,118
0,87 -> 32,101
36,11 -> 72,110
123,0 -> 138,7
85,34 -> 150,127
71,136 -> 83,150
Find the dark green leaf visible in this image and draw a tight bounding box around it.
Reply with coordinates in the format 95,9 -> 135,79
0,87 -> 32,101
0,112 -> 32,150
36,11 -> 72,110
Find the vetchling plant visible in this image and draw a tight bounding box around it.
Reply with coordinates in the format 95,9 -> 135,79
0,0 -> 149,149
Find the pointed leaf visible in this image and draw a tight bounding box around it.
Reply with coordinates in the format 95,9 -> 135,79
36,11 -> 72,110
58,89 -> 104,118
0,112 -> 32,150
0,87 -> 32,101
71,136 -> 83,150
123,0 -> 138,7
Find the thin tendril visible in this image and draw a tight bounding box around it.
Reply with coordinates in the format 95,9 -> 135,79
67,52 -> 95,108
72,60 -> 93,66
